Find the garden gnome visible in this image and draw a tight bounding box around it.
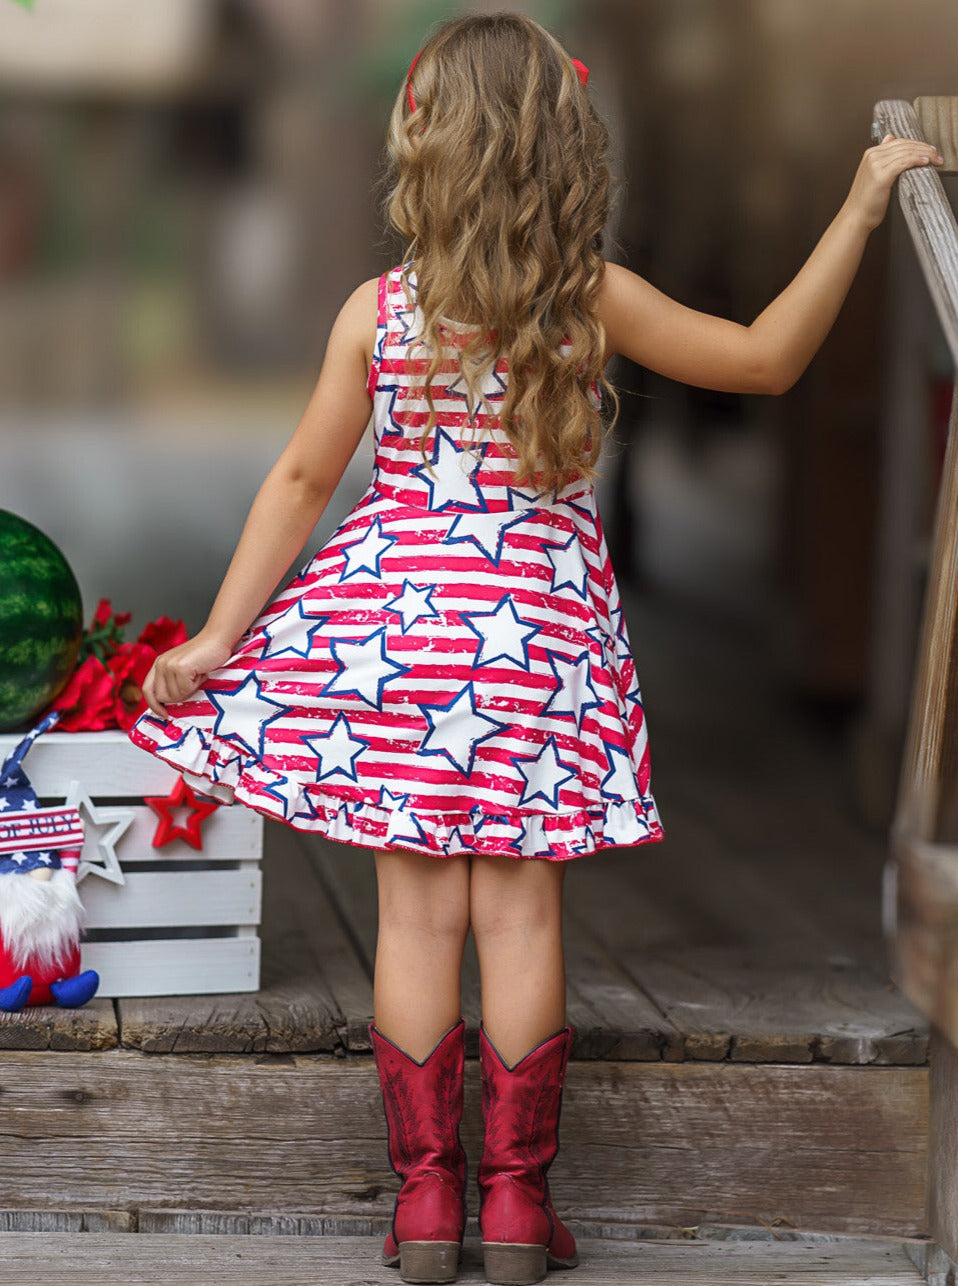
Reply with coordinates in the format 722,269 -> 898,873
0,711 -> 99,1010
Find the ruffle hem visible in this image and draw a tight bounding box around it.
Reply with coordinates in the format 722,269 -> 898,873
128,721 -> 664,862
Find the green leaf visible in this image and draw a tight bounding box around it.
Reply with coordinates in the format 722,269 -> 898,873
10,0 -> 36,10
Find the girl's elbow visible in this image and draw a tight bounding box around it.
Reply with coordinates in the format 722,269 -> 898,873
759,359 -> 796,396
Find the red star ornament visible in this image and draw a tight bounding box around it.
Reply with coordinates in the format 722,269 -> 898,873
144,776 -> 219,850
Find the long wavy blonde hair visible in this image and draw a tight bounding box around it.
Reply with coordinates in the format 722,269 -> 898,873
381,12 -> 619,495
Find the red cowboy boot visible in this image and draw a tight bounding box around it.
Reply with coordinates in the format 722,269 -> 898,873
370,1018 -> 468,1284
477,1024 -> 579,1285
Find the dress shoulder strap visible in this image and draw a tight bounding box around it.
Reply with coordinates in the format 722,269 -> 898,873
366,268 -> 392,400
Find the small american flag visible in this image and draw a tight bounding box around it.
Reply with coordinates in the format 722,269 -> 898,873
0,711 -> 83,875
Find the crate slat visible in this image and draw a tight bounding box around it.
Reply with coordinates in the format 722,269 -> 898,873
81,869 -> 262,930
76,803 -> 262,863
80,936 -> 261,997
0,730 -> 203,797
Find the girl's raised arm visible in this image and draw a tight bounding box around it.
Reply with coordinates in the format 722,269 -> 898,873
599,134 -> 944,395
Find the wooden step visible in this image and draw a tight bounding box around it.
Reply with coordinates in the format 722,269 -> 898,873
0,1230 -> 929,1284
0,820 -> 929,1238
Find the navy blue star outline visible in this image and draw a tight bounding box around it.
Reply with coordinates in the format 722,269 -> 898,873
540,530 -> 591,602
382,579 -> 441,634
409,425 -> 490,513
301,712 -> 371,785
379,787 -> 430,847
259,771 -> 294,818
338,515 -> 401,581
506,482 -> 551,509
380,382 -> 412,439
320,626 -> 413,710
509,734 -> 578,808
563,494 -> 596,521
460,594 -> 544,670
472,808 -> 527,855
599,741 -> 639,802
540,648 -> 604,732
206,672 -> 290,759
609,603 -> 634,662
417,681 -> 503,776
583,623 -> 614,666
444,509 -> 530,566
259,599 -> 332,662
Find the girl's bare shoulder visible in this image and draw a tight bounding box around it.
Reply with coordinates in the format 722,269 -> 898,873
337,275 -> 381,372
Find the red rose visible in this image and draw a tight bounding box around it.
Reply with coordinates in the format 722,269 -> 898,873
91,597 -> 131,631
49,656 -> 116,732
108,641 -> 157,730
137,616 -> 187,656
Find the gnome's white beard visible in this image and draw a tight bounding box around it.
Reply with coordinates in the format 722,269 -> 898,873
0,869 -> 85,973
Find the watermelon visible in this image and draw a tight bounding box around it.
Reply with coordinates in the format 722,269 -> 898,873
0,511 -> 83,733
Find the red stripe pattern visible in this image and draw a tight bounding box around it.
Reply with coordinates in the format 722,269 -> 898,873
128,264 -> 664,860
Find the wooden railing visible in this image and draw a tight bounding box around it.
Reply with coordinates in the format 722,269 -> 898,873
875,98 -> 958,1042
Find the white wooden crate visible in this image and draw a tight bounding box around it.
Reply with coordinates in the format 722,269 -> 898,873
0,729 -> 263,997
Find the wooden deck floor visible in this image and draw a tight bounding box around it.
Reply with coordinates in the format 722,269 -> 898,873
0,1230 -> 928,1285
0,587 -> 927,1062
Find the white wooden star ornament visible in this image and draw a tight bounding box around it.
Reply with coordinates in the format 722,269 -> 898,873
64,780 -> 132,885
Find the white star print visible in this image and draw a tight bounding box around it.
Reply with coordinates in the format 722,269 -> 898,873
321,628 -> 410,710
340,516 -> 399,580
259,600 -> 328,660
541,650 -> 603,731
445,510 -> 529,564
418,684 -> 503,775
207,672 -> 288,758
383,580 -> 440,633
302,713 -> 369,783
511,737 -> 578,808
542,532 -> 590,601
411,427 -> 486,511
461,597 -> 543,669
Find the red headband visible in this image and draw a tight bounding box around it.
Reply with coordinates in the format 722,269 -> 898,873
405,50 -> 590,114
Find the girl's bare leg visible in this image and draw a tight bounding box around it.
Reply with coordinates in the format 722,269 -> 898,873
372,846 -> 471,1061
469,854 -> 568,1067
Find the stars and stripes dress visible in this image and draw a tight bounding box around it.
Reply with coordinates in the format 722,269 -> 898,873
128,264 -> 664,861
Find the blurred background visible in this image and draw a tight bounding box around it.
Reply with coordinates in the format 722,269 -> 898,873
0,0 -> 955,832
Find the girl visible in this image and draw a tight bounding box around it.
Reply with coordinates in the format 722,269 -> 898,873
132,12 -> 942,1286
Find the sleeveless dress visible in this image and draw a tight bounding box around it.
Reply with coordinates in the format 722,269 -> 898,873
128,264 -> 664,861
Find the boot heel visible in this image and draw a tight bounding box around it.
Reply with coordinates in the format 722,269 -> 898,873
482,1241 -> 548,1285
399,1239 -> 461,1283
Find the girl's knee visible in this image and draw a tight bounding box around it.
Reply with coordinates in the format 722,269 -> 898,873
374,847 -> 471,939
469,854 -> 565,940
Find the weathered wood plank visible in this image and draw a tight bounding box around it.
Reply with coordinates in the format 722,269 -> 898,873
928,1023 -> 958,1266
0,1050 -> 926,1236
280,826 -> 375,1051
0,998 -> 117,1052
872,100 -> 958,365
915,96 -> 958,174
116,821 -> 359,1052
0,1231 -> 925,1283
0,1210 -> 133,1232
561,902 -> 683,1061
621,945 -> 928,1065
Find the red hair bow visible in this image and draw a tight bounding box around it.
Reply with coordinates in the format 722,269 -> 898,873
406,50 -> 590,113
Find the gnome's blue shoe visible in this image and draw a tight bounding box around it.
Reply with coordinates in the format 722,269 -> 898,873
0,976 -> 33,1012
50,970 -> 99,1008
